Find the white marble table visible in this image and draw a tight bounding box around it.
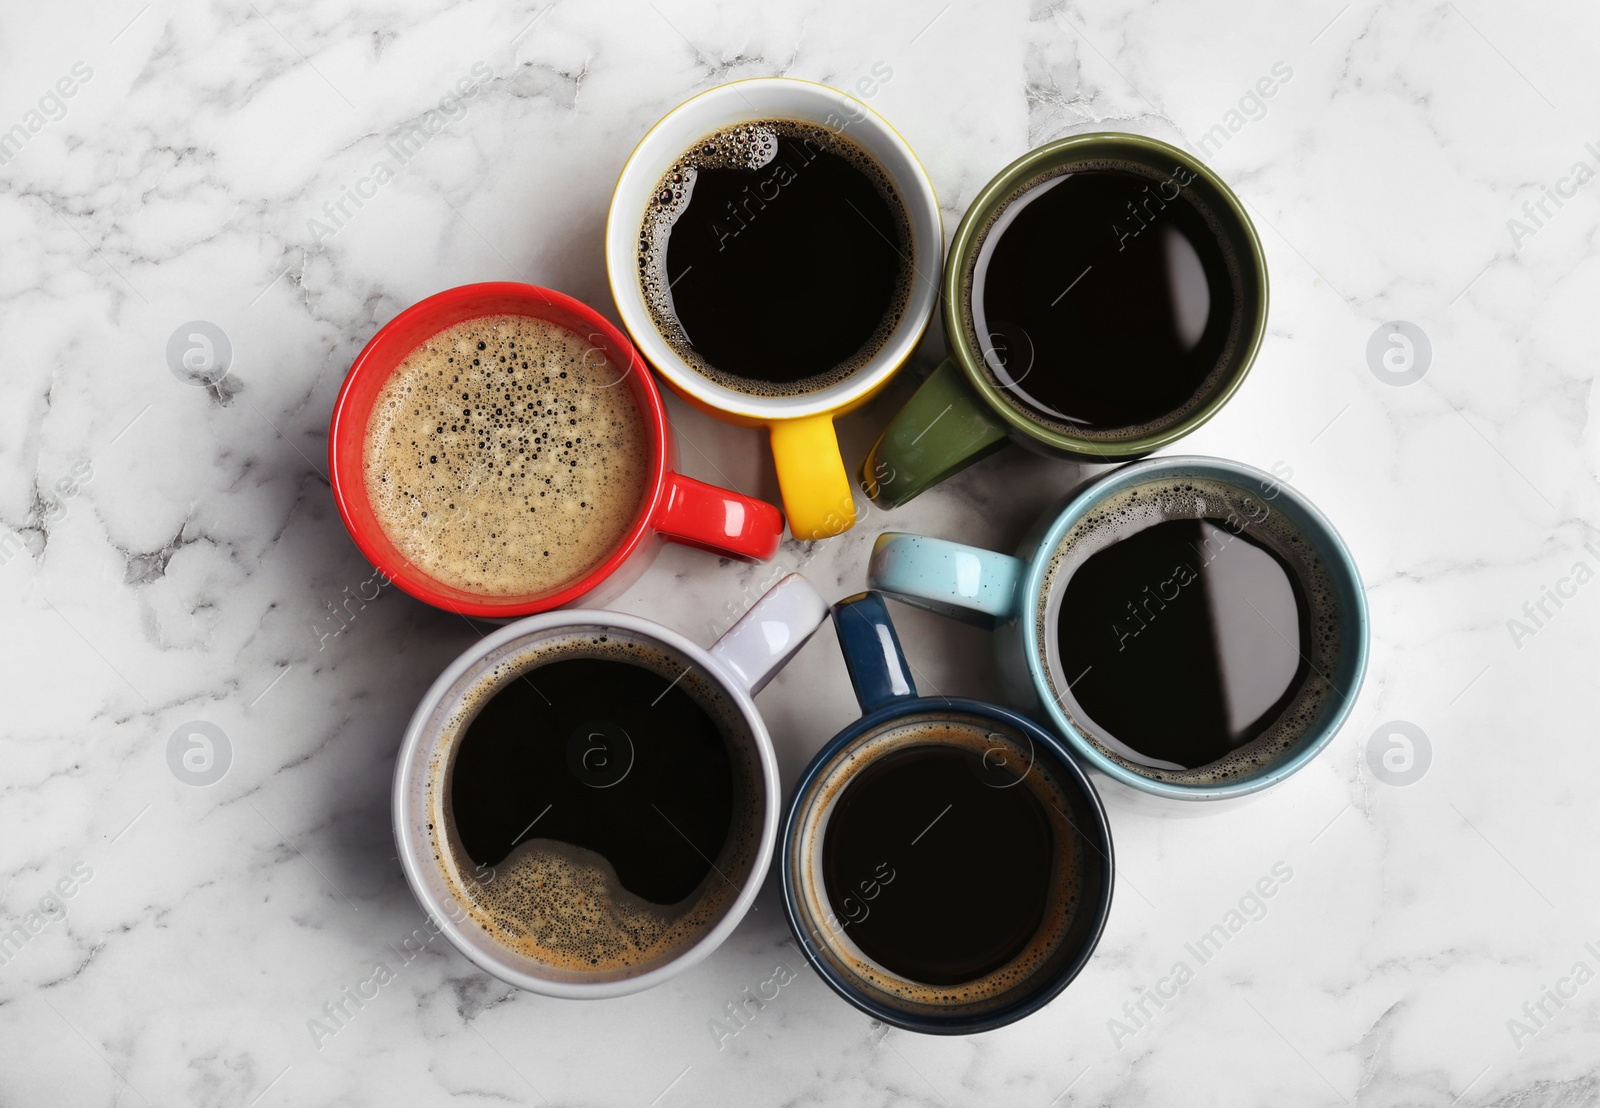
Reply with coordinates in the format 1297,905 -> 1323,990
3,0 -> 1596,1103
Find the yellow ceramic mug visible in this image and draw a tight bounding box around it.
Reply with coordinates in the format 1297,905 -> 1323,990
606,78 -> 942,539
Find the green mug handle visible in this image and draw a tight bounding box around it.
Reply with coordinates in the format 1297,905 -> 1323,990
860,358 -> 1011,509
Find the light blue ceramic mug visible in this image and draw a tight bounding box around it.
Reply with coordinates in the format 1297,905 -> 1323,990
867,456 -> 1368,802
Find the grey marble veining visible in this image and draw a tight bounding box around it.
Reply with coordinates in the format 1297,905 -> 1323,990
2,0 -> 1598,1104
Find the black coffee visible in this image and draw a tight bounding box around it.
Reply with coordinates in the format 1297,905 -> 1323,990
1045,478 -> 1341,782
823,744 -> 1051,985
966,161 -> 1243,437
638,120 -> 912,396
819,728 -> 1062,987
438,635 -> 762,971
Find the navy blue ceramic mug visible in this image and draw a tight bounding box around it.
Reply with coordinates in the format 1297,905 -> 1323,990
780,593 -> 1114,1034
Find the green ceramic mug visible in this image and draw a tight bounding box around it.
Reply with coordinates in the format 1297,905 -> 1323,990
862,133 -> 1268,507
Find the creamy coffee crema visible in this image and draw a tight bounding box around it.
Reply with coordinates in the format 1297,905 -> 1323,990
363,316 -> 651,597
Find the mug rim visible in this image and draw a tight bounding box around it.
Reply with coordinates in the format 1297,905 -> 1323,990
1021,454 -> 1370,800
942,131 -> 1270,458
391,607 -> 781,999
328,282 -> 672,619
779,693 -> 1114,1034
604,76 -> 942,422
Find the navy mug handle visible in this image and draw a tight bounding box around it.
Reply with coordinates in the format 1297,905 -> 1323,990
831,592 -> 918,713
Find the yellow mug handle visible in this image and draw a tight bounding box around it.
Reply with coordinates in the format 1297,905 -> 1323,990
769,414 -> 856,540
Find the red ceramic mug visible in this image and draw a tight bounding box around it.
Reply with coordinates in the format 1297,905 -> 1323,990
329,283 -> 784,619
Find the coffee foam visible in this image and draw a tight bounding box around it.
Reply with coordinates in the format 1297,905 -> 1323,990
794,713 -> 1097,1014
636,118 -> 914,398
463,839 -> 687,968
960,157 -> 1247,442
1038,476 -> 1344,786
426,629 -> 763,977
363,315 -> 651,598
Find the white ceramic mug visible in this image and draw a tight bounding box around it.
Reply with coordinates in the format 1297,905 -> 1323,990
392,574 -> 829,998
606,77 -> 942,540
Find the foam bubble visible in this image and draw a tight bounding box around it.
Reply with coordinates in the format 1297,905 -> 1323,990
636,119 -> 914,398
1038,475 -> 1344,785
363,315 -> 651,598
465,839 -> 689,969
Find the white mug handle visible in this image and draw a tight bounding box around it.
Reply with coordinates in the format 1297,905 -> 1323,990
709,574 -> 829,696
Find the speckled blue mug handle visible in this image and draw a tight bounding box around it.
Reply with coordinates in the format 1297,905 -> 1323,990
866,532 -> 1025,626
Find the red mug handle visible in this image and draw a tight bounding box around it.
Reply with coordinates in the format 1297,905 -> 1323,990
651,473 -> 784,562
